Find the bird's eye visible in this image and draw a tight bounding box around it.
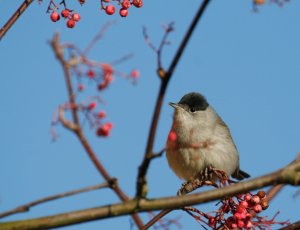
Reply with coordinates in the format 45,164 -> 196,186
190,107 -> 196,113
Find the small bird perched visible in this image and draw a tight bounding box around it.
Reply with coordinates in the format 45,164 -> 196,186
166,92 -> 249,182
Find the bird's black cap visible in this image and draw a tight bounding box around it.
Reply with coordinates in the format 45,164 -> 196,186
178,92 -> 209,111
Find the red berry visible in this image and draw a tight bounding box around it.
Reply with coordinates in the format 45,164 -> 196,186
78,84 -> 85,91
66,19 -> 76,28
96,122 -> 113,137
87,69 -> 95,78
225,217 -> 236,229
239,200 -> 249,208
61,9 -> 70,18
119,8 -> 128,17
88,102 -> 97,110
251,195 -> 260,204
246,221 -> 253,228
234,212 -> 242,220
236,205 -> 246,214
106,122 -> 113,129
168,131 -> 177,142
50,11 -> 60,22
122,0 -> 131,9
208,217 -> 215,228
98,111 -> 106,118
257,190 -> 266,199
104,74 -> 113,84
231,223 -> 237,229
72,13 -> 81,22
237,220 -> 245,228
253,204 -> 262,213
131,69 -> 139,78
105,5 -> 115,15
132,0 -> 143,7
102,63 -> 113,75
244,193 -> 252,201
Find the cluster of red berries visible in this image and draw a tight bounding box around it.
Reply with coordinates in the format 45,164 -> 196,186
223,191 -> 269,229
86,101 -> 113,137
50,9 -> 81,28
102,0 -> 143,17
187,189 -> 286,229
71,64 -> 139,138
48,0 -> 143,28
77,66 -> 139,92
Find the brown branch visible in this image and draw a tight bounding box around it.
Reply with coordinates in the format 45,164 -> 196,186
0,183 -> 110,219
1,159 -> 300,230
0,0 -> 34,40
141,209 -> 172,230
50,33 -> 144,228
280,221 -> 300,230
136,0 -> 211,198
266,184 -> 285,202
58,106 -> 79,131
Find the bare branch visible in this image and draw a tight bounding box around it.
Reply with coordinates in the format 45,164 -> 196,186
266,184 -> 285,202
0,0 -> 34,40
0,183 -> 110,219
83,21 -> 116,56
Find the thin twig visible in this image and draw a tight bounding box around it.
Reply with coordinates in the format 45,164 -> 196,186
141,210 -> 172,230
266,184 -> 285,202
0,0 -> 34,40
83,21 -> 116,56
157,22 -> 175,70
148,148 -> 165,160
136,0 -> 212,198
0,183 -> 110,219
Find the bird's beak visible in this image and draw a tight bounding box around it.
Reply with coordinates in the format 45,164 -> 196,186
169,102 -> 180,109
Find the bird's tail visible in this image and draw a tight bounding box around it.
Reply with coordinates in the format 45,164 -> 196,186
232,169 -> 250,180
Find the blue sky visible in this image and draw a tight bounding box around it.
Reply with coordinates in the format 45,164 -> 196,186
1,0 -> 300,229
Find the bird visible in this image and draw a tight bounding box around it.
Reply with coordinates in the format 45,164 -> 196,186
166,92 -> 250,182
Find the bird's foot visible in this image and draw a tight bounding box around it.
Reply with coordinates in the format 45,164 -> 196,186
177,178 -> 218,196
199,166 -> 236,186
